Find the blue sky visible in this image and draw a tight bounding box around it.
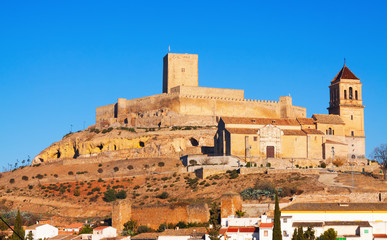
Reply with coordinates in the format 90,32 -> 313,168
0,1 -> 386,168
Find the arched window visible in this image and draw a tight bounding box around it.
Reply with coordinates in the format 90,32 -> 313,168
328,128 -> 332,135
349,87 -> 353,99
355,90 -> 358,100
344,90 -> 347,99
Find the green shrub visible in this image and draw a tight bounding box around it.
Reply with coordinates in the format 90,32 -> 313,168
102,127 -> 113,134
9,179 -> 15,184
127,165 -> 134,170
321,162 -> 327,168
156,192 -> 169,199
36,174 -> 44,179
68,171 -> 74,176
137,225 -> 152,234
116,190 -> 127,199
98,168 -> 103,173
74,189 -> 80,196
113,167 -> 119,172
158,162 -> 165,167
103,189 -> 117,202
22,176 -> 28,181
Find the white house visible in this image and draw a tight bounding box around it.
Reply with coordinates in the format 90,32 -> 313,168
24,224 -> 58,240
260,202 -> 387,240
63,222 -> 84,233
221,215 -> 259,227
259,223 -> 273,240
205,226 -> 259,240
158,227 -> 206,240
91,226 -> 117,240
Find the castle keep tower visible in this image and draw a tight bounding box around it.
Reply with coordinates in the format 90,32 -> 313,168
328,64 -> 365,159
162,53 -> 199,93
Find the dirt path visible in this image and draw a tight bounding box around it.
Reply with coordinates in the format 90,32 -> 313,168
318,172 -> 353,188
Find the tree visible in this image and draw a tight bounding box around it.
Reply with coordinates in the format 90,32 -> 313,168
318,228 -> 337,240
206,224 -> 222,240
103,189 -> 117,202
235,210 -> 245,217
272,190 -> 282,240
296,226 -> 305,240
371,143 -> 387,180
79,224 -> 93,234
291,228 -> 298,240
206,202 -> 222,240
123,219 -> 137,236
26,231 -> 33,240
304,227 -> 315,240
11,210 -> 24,240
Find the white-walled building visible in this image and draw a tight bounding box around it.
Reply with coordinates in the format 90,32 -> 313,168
24,224 -> 58,240
260,202 -> 387,240
221,215 -> 259,227
205,226 -> 259,240
91,226 -> 117,240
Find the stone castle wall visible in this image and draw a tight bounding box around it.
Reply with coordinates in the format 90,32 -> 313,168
112,201 -> 210,231
96,93 -> 306,128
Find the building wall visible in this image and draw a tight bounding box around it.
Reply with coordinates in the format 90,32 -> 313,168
170,85 -> 244,99
280,135 -> 307,159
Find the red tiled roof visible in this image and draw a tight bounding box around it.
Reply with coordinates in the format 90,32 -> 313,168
227,227 -> 239,232
64,223 -> 83,229
302,129 -> 324,135
221,117 -> 300,126
239,227 -> 258,233
332,65 -> 359,83
312,114 -> 345,125
259,223 -> 273,228
282,129 -> 306,136
227,128 -> 259,134
297,118 -> 315,125
94,226 -> 109,230
374,234 -> 387,238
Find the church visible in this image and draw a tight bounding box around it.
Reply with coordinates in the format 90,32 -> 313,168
95,53 -> 365,165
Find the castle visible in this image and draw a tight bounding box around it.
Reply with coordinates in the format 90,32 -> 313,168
96,53 -> 365,164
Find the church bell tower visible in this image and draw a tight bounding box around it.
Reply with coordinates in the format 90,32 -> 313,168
328,63 -> 365,159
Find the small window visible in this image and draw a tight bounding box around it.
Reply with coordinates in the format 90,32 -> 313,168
254,136 -> 257,141
351,131 -> 354,136
328,128 -> 332,135
344,90 -> 347,99
264,230 -> 268,237
352,154 -> 356,159
283,218 -> 287,223
333,130 -> 334,135
349,87 -> 353,99
364,229 -> 369,233
181,68 -> 185,72
355,90 -> 358,100
351,115 -> 353,120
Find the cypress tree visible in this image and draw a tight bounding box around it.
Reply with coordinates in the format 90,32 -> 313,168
12,210 -> 24,240
291,228 -> 298,240
297,226 -> 305,240
272,190 -> 282,240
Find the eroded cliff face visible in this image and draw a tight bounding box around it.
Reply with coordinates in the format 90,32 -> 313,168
33,127 -> 217,164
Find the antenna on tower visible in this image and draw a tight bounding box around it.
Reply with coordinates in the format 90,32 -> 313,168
168,45 -> 171,52
344,58 -> 346,67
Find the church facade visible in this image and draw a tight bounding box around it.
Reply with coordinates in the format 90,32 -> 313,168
215,65 -> 366,164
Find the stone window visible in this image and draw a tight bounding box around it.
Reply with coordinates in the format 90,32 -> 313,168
344,90 -> 347,99
355,90 -> 358,100
351,131 -> 354,136
254,136 -> 257,141
328,128 -> 332,135
351,115 -> 353,120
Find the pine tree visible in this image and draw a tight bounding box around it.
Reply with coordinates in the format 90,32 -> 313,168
12,210 -> 25,240
272,190 -> 282,240
297,226 -> 305,240
26,231 -> 33,240
291,228 -> 298,240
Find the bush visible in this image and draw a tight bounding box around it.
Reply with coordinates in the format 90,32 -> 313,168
9,179 -> 15,184
320,162 -> 327,168
74,189 -> 80,196
127,165 -> 134,170
113,167 -> 119,172
68,171 -> 74,175
98,178 -> 103,182
22,176 -> 29,181
137,225 -> 152,234
266,162 -> 271,168
53,174 -> 58,178
36,174 -> 44,179
92,187 -> 101,192
98,163 -> 102,167
116,190 -> 127,199
103,189 -> 117,202
228,170 -> 239,179
158,162 -> 165,167
102,127 -> 113,134
156,192 -> 169,199
98,168 -> 103,173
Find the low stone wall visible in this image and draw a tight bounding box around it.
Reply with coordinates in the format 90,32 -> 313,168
293,192 -> 387,203
194,166 -> 237,179
239,167 -> 319,175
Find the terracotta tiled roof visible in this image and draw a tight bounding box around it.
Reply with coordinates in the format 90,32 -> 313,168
221,226 -> 259,233
239,227 -> 258,233
131,232 -> 159,240
292,222 -> 323,227
332,65 -> 359,83
374,234 -> 387,238
64,223 -> 83,229
297,118 -> 315,125
312,114 -> 345,125
227,128 -> 259,134
94,226 -> 109,230
282,203 -> 387,211
325,221 -> 371,227
282,129 -> 306,136
302,129 -> 324,135
159,227 -> 206,236
325,139 -> 347,145
259,223 -> 273,228
226,227 -> 239,232
221,117 -> 300,126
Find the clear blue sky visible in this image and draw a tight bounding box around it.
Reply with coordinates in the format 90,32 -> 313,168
0,0 -> 386,168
